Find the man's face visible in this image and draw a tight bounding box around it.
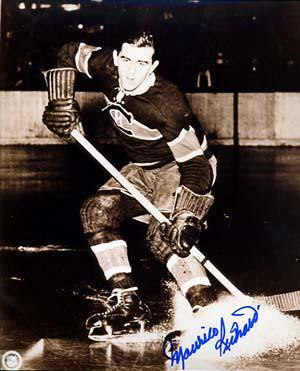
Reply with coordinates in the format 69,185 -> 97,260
114,43 -> 158,91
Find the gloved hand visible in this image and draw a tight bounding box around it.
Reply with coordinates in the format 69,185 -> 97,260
159,186 -> 214,258
43,99 -> 81,139
159,211 -> 203,258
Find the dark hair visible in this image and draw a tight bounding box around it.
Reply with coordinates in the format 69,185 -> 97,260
126,31 -> 155,49
114,29 -> 156,54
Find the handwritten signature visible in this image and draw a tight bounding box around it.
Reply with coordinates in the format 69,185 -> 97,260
163,305 -> 260,370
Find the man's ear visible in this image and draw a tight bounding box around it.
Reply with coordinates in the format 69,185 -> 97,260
113,50 -> 119,66
150,60 -> 159,74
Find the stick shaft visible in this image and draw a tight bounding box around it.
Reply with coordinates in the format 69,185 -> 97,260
72,130 -> 168,224
71,129 -> 246,298
190,247 -> 246,297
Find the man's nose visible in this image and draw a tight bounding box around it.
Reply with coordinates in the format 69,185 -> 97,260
127,62 -> 137,77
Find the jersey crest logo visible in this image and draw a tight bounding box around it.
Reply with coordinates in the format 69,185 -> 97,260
106,102 -> 162,141
109,108 -> 135,136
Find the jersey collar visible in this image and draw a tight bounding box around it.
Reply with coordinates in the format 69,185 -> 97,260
117,72 -> 156,101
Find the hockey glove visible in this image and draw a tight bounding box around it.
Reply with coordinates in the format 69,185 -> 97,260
43,99 -> 81,139
43,68 -> 81,139
160,186 -> 214,258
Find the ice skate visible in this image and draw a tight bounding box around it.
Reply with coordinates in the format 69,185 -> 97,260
85,287 -> 151,341
163,285 -> 217,351
186,284 -> 217,314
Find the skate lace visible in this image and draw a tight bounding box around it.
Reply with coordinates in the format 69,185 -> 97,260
85,287 -> 140,329
104,287 -> 138,314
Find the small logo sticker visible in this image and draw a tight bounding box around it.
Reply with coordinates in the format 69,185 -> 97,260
2,351 -> 22,370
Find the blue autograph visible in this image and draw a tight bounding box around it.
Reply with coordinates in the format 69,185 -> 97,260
163,305 -> 260,370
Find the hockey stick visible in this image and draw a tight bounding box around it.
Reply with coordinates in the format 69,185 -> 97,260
71,130 -> 300,311
71,129 -> 246,298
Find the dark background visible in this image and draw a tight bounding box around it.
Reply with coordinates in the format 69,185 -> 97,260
1,0 -> 300,92
0,4 -> 299,363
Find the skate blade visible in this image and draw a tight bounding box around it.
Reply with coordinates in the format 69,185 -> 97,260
88,324 -> 113,341
88,320 -> 146,342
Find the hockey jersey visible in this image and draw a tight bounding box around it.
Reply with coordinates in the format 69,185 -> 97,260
57,42 -> 214,194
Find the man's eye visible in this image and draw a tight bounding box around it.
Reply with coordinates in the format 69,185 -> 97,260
138,62 -> 147,67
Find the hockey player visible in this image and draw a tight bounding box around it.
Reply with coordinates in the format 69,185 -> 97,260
42,31 -> 217,339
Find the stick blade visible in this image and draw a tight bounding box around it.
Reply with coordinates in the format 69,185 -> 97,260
261,291 -> 300,312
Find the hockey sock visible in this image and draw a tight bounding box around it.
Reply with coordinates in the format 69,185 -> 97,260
166,253 -> 211,296
90,239 -> 132,280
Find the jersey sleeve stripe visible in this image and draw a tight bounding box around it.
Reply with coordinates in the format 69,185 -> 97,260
167,125 -> 204,163
175,149 -> 204,163
201,135 -> 208,151
167,127 -> 188,146
75,43 -> 102,78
